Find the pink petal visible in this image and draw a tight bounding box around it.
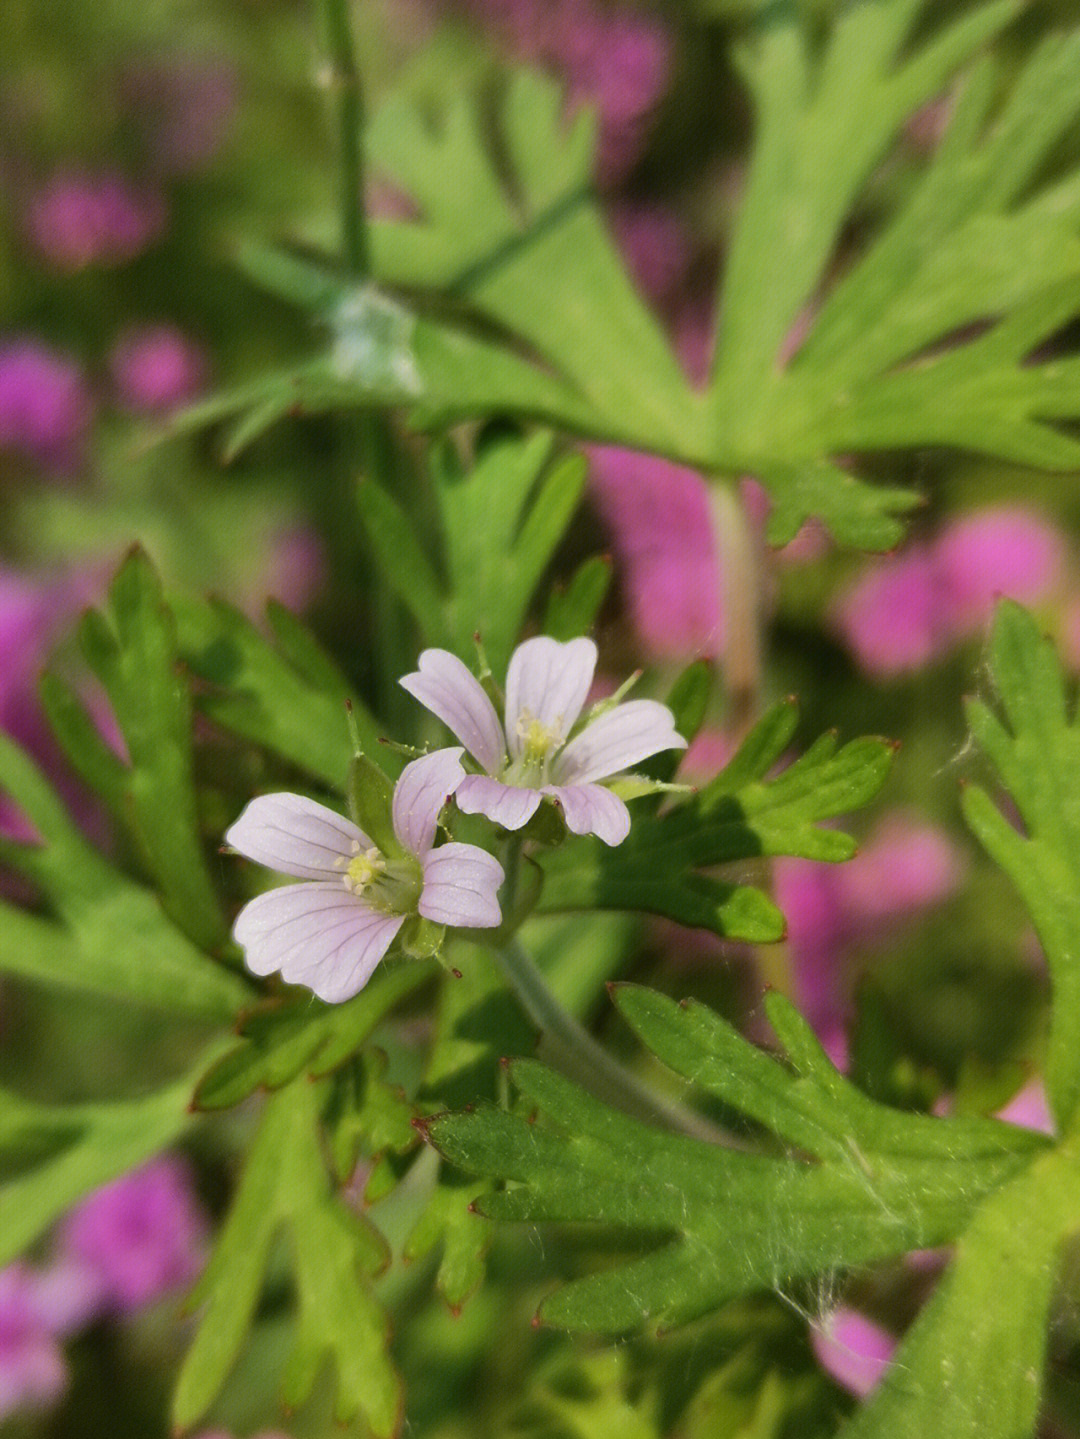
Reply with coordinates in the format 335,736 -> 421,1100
232,882 -> 402,1001
399,650 -> 506,774
505,636 -> 597,758
456,773 -> 543,830
812,1309 -> 895,1397
544,783 -> 631,846
226,793 -> 371,879
420,842 -> 504,927
391,747 -> 465,858
555,699 -> 686,785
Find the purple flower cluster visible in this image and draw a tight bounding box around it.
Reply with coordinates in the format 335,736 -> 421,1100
0,339 -> 93,475
833,508 -> 1066,677
454,0 -> 670,184
0,1157 -> 207,1422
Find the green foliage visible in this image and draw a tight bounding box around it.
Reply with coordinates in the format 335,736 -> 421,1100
45,549 -> 227,950
359,430 -> 590,674
538,699 -> 894,939
174,1076 -> 400,1435
0,733 -> 248,1019
422,988 -> 1044,1334
172,592 -> 379,787
962,601 -> 1080,1131
0,1063 -> 205,1264
194,960 -> 436,1110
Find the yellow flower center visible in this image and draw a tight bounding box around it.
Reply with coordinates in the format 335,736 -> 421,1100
517,711 -> 562,766
344,847 -> 386,895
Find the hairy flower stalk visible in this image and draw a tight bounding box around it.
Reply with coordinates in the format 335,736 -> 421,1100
227,748 -> 503,1001
400,635 -> 686,845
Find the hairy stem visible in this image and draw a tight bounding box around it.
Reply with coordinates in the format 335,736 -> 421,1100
495,938 -> 726,1144
316,0 -> 369,279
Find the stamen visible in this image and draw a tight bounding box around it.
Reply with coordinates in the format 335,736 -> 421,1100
343,846 -> 386,895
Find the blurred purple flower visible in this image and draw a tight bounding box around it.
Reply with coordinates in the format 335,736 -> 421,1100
0,339 -> 93,474
607,202 -> 694,308
812,1308 -> 895,1397
832,545 -> 949,677
121,59 -> 237,173
589,447 -> 724,659
228,750 -> 503,1001
0,1265 -> 69,1421
110,325 -> 206,413
935,506 -> 1065,635
776,817 -> 963,1067
56,1156 -> 207,1313
25,171 -> 166,271
401,638 -> 685,845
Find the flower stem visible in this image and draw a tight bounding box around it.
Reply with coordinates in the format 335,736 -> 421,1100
494,938 -> 726,1144
316,0 -> 369,280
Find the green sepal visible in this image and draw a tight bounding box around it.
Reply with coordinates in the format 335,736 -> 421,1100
347,750 -> 401,856
401,916 -> 446,961
607,776 -> 694,802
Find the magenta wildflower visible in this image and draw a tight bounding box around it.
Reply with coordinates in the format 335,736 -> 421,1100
55,1156 -> 207,1313
25,171 -> 166,271
401,637 -> 686,846
589,448 -> 724,659
0,339 -> 93,474
109,325 -> 206,412
832,545 -> 949,677
812,1308 -> 896,1398
935,506 -> 1065,635
227,749 -> 503,1002
0,1265 -> 69,1421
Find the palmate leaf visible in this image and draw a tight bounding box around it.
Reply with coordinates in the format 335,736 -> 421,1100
0,1059 -> 209,1265
421,988 -> 1045,1335
172,593 -> 379,788
0,734 -> 248,1020
193,960 -> 436,1111
359,430 -> 590,676
961,601 -> 1080,1132
43,548 -> 227,951
537,699 -> 894,940
173,1076 -> 400,1436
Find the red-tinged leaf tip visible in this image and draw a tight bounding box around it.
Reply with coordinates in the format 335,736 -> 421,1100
678,997 -> 690,1009
448,1303 -> 462,1318
467,1200 -> 479,1214
888,738 -> 903,753
499,1055 -> 511,1068
451,968 -> 463,980
345,697 -> 353,711
531,1312 -> 543,1329
411,1116 -> 429,1135
472,630 -> 481,644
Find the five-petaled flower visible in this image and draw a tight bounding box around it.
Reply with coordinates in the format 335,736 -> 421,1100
226,748 -> 503,1002
400,636 -> 686,846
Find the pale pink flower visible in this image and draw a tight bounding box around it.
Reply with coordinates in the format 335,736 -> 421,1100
227,749 -> 503,1002
401,637 -> 685,846
812,1308 -> 896,1397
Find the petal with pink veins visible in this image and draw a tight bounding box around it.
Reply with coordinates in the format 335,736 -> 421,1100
545,782 -> 631,846
399,650 -> 505,774
456,773 -> 544,830
505,636 -> 596,757
233,882 -> 402,999
420,842 -> 504,927
226,794 -> 370,879
555,699 -> 686,786
392,747 -> 465,858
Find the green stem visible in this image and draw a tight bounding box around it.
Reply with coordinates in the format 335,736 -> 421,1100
495,938 -> 725,1144
316,0 -> 369,279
